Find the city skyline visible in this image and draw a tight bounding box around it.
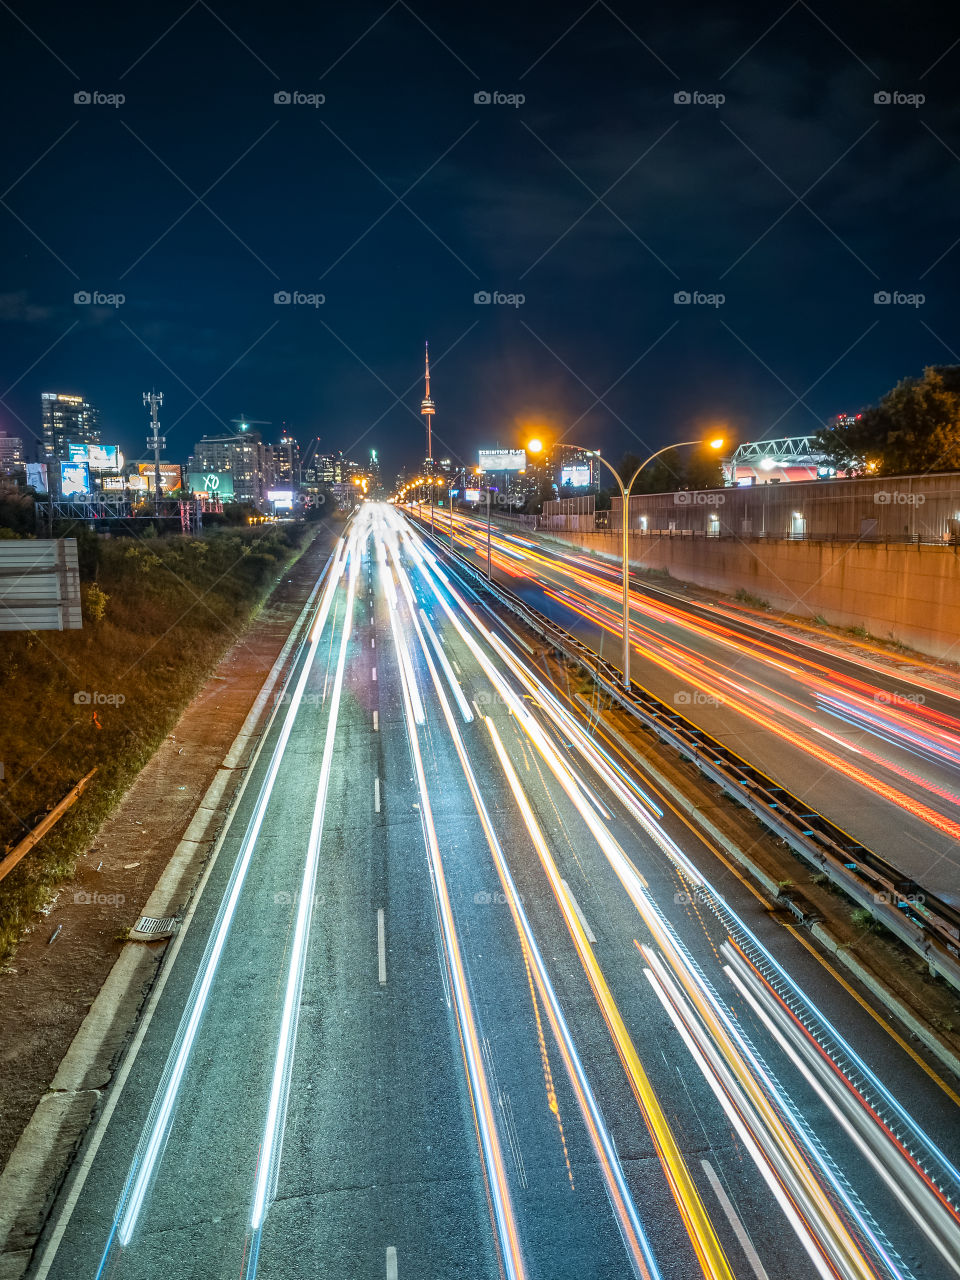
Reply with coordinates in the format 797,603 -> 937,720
1,2 -> 957,479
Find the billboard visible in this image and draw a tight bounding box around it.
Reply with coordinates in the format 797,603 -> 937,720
464,488 -> 482,502
188,471 -> 234,500
478,449 -> 525,472
127,474 -> 148,491
267,488 -> 294,510
101,476 -> 125,490
138,463 -> 182,492
89,444 -> 122,471
60,460 -> 91,496
561,464 -> 591,487
68,442 -> 121,469
26,462 -> 49,492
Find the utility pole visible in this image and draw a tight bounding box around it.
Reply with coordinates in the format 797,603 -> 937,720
143,390 -> 164,518
486,485 -> 492,580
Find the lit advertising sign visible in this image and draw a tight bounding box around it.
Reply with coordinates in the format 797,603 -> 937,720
102,476 -> 125,490
127,475 -> 148,491
68,442 -> 121,469
478,449 -> 525,472
89,444 -> 122,471
188,471 -> 234,500
138,463 -> 182,492
26,462 -> 48,492
464,488 -> 481,502
561,464 -> 591,487
267,488 -> 294,509
60,460 -> 91,496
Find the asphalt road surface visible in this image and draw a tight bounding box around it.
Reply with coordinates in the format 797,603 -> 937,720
33,503 -> 960,1280
418,506 -> 960,906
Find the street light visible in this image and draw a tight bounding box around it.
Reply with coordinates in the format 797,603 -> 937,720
528,436 -> 723,690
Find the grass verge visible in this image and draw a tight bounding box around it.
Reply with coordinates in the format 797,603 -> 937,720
0,521 -> 320,963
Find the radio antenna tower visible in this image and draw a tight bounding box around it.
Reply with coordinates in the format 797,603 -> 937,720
420,341 -> 435,469
143,389 -> 164,517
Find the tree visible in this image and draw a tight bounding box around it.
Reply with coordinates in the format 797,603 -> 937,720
814,366 -> 960,476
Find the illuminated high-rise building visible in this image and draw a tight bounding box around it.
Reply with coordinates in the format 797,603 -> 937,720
41,392 -> 100,461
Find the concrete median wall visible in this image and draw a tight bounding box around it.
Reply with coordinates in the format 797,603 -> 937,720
536,529 -> 960,661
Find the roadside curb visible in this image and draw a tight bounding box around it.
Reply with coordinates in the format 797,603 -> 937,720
0,538 -> 332,1277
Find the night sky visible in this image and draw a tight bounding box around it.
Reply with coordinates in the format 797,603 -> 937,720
0,1 -> 957,480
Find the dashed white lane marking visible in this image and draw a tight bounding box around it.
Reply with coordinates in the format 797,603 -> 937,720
386,1246 -> 398,1279
375,777 -> 381,813
377,908 -> 387,986
372,666 -> 377,682
561,879 -> 596,943
371,636 -> 375,648
701,1159 -> 770,1280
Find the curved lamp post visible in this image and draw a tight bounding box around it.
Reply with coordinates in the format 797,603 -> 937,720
529,437 -> 723,690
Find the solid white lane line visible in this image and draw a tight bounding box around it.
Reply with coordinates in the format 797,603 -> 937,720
375,777 -> 381,813
114,540 -> 350,1253
250,540 -> 361,1239
561,879 -> 597,943
701,1160 -> 770,1280
377,908 -> 387,986
33,543 -> 347,1277
386,1245 -> 398,1280
373,709 -> 379,731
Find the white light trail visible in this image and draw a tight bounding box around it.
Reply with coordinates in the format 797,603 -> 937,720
108,535 -> 349,1257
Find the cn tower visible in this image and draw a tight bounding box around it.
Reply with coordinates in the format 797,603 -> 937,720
420,340 -> 436,468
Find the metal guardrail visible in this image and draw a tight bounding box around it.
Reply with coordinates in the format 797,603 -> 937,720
408,513 -> 960,992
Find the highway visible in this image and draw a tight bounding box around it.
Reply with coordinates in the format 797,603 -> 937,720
33,503 -> 960,1280
416,506 -> 960,906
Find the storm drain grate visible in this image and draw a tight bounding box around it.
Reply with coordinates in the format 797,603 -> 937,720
131,915 -> 180,940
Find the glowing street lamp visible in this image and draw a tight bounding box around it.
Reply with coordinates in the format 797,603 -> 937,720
527,435 -> 723,690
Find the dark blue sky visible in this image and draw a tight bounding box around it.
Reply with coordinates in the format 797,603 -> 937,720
0,0 -> 957,481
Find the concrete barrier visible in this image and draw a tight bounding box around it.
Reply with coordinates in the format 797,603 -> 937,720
533,529 -> 960,661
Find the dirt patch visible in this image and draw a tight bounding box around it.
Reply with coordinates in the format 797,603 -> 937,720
0,521 -> 339,1168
